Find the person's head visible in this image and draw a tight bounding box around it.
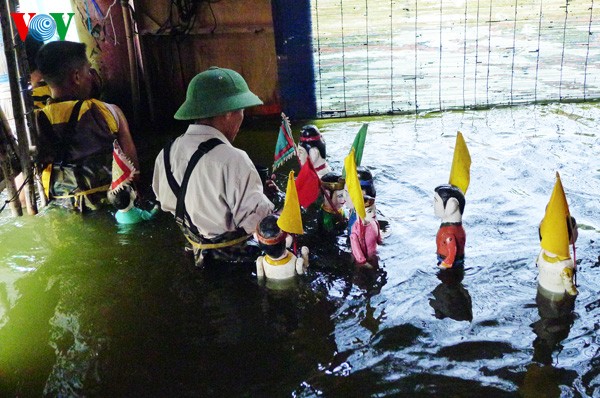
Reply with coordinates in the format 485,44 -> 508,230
36,41 -> 97,99
174,67 -> 263,142
108,185 -> 136,211
434,184 -> 466,219
256,215 -> 288,259
321,172 -> 346,209
364,195 -> 376,222
298,125 -> 326,166
357,166 -> 376,198
25,34 -> 44,72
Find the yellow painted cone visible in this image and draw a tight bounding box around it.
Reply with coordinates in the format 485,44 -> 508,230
540,172 -> 571,259
277,170 -> 304,234
344,148 -> 366,220
449,132 -> 471,194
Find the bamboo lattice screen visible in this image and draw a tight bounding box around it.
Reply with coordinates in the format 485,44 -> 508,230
311,0 -> 599,117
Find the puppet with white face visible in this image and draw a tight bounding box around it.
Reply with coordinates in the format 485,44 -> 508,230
434,184 -> 466,269
320,172 -> 346,232
297,125 -> 332,178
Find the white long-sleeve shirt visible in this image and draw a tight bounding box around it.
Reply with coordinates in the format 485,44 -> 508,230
152,124 -> 274,239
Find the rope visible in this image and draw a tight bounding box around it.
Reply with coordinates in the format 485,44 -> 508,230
414,0 -> 418,114
185,233 -> 251,250
535,0 -> 544,102
390,0 -> 394,112
474,0 -> 481,106
510,0 -> 518,106
52,184 -> 110,199
559,0 -> 570,101
439,0 -> 443,110
365,0 -> 371,115
340,0 -> 348,117
462,0 -> 468,109
0,174 -> 31,214
314,0 -> 324,117
583,0 -> 594,100
486,0 -> 493,107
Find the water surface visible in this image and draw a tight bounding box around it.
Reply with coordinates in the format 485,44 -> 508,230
0,103 -> 599,397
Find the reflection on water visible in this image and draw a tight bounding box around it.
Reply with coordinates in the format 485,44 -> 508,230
0,103 -> 599,396
520,286 -> 578,398
429,267 -> 473,322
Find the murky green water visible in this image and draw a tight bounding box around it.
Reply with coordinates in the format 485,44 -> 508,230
1,103 -> 599,397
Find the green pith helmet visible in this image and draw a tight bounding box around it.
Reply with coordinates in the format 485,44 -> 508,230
174,66 -> 263,120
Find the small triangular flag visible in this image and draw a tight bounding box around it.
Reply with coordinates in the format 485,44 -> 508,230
344,148 -> 366,220
273,113 -> 296,171
295,158 -> 321,208
277,170 -> 304,234
342,123 -> 368,178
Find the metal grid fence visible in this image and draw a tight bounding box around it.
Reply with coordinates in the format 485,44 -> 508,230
311,0 -> 600,118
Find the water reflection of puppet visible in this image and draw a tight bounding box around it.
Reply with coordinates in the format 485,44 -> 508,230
433,184 -> 466,269
319,172 -> 346,233
520,286 -> 577,397
297,125 -> 331,178
429,267 -> 473,322
255,215 -> 309,281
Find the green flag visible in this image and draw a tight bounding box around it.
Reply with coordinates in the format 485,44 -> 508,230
342,123 -> 368,178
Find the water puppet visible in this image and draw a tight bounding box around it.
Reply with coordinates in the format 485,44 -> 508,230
346,149 -> 382,266
536,172 -> 578,296
108,140 -> 158,224
298,125 -> 331,178
346,166 -> 376,233
350,195 -> 382,267
256,171 -> 309,280
319,172 -> 346,232
434,132 -> 471,269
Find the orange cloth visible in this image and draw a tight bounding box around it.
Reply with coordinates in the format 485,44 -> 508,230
436,223 -> 466,266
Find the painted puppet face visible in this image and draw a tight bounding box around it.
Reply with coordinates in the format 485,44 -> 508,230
433,192 -> 445,219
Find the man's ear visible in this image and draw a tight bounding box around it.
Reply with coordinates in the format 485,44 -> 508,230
444,197 -> 460,216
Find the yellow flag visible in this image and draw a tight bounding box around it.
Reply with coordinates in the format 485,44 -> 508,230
448,132 -> 471,194
277,170 -> 304,234
540,172 -> 571,259
344,148 -> 366,220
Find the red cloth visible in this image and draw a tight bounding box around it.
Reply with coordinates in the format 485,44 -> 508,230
295,159 -> 320,208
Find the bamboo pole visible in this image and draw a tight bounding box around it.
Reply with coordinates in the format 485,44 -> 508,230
0,0 -> 37,215
0,107 -> 22,216
121,0 -> 141,127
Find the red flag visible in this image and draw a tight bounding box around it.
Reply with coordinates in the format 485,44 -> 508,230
295,158 -> 320,208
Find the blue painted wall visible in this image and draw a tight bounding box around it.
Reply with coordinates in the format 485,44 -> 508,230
271,0 -> 316,120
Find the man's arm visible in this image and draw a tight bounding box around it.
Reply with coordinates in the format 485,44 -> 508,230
113,105 -> 139,171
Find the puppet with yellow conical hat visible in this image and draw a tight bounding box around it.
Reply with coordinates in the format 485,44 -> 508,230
345,148 -> 382,267
434,132 -> 471,269
255,170 -> 309,280
536,172 -> 578,296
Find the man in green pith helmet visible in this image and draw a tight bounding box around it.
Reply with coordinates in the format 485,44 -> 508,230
152,66 -> 278,267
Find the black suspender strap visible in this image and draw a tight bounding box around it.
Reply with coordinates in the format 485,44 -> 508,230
57,100 -> 83,165
163,137 -> 223,235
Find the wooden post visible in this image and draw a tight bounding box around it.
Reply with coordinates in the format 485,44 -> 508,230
121,0 -> 141,127
0,0 -> 37,215
0,106 -> 22,216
